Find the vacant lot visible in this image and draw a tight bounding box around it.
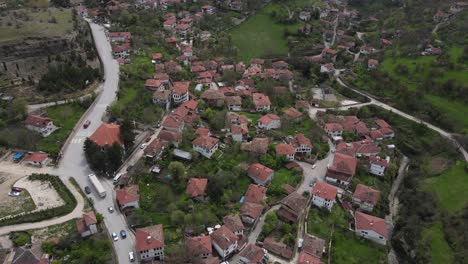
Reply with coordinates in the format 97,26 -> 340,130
421,222 -> 454,264
0,8 -> 73,44
424,161 -> 468,213
230,4 -> 300,61
37,103 -> 87,154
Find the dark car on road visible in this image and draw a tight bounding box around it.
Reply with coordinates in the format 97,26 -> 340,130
83,120 -> 91,129
120,230 -> 127,239
84,186 -> 91,194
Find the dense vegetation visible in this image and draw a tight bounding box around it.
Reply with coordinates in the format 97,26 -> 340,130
38,63 -> 99,95
84,139 -> 124,176
0,174 -> 77,227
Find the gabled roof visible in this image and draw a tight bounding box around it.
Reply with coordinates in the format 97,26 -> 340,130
223,214 -> 244,233
355,211 -> 387,238
240,202 -> 263,219
186,235 -> 212,257
144,138 -> 169,156
252,93 -> 271,106
312,182 -> 337,201
145,79 -> 163,88
201,89 -> 225,100
116,185 -> 139,206
298,252 -> 322,264
244,184 -> 267,204
89,123 -> 123,147
173,81 -> 190,95
25,115 -> 51,128
225,95 -> 242,106
329,153 -> 357,176
375,119 -> 390,128
162,114 -> 184,129
280,192 -> 307,214
192,135 -> 219,149
324,123 -> 343,132
157,130 -> 181,143
353,184 -> 380,206
24,153 -> 48,163
247,163 -> 274,182
275,144 -> 295,155
292,133 -> 312,148
195,127 -> 210,137
302,234 -> 325,258
239,243 -> 265,263
186,178 -> 208,197
241,137 -> 269,154
136,224 -> 165,251
210,225 -> 238,250
283,107 -> 303,119
258,114 -> 280,125
369,156 -> 389,167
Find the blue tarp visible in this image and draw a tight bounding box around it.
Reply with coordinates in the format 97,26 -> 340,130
239,196 -> 245,204
13,152 -> 24,161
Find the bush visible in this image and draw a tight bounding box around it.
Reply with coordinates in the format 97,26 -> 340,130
0,174 -> 77,227
10,232 -> 31,246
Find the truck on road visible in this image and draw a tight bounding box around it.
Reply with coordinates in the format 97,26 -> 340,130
88,174 -> 106,198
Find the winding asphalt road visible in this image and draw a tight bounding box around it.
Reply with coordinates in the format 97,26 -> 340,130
50,21 -> 136,264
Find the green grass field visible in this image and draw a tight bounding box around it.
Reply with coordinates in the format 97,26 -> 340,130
37,103 -> 87,154
421,222 -> 454,263
230,4 -> 300,61
332,231 -> 387,264
0,8 -> 73,44
424,161 -> 468,213
269,168 -> 302,190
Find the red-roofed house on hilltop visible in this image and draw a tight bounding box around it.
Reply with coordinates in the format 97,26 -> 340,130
325,153 -> 357,187
252,93 -> 271,112
275,144 -> 296,161
186,178 -> 208,201
136,224 -> 165,261
302,234 -> 326,258
109,31 -> 131,42
369,156 -> 390,176
283,107 -> 303,122
324,123 -> 343,137
258,114 -> 281,130
298,252 -> 322,264
192,135 -> 219,158
25,114 -> 56,137
89,123 -> 123,147
354,211 -> 387,245
144,139 -> 169,161
24,153 -> 50,167
247,163 -> 274,186
239,243 -> 267,263
311,182 -> 338,211
76,211 -> 98,238
186,235 -> 212,260
211,225 -> 238,260
240,202 -> 264,225
145,79 -> 165,91
352,184 -> 380,212
241,137 -> 269,155
116,185 -> 139,213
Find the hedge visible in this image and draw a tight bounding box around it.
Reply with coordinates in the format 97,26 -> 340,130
0,174 -> 77,227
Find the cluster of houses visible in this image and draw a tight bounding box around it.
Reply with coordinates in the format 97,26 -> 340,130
306,113 -> 395,246
109,31 -> 132,63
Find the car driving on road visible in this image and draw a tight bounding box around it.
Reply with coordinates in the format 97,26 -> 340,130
83,120 -> 91,128
84,186 -> 91,194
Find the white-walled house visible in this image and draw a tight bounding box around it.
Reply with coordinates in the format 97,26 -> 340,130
136,225 -> 165,261
192,135 -> 219,158
25,115 -> 56,137
76,212 -> 98,238
211,226 -> 238,260
369,156 -> 390,176
311,182 -> 337,211
355,211 -> 387,245
324,123 -> 343,137
257,114 -> 281,130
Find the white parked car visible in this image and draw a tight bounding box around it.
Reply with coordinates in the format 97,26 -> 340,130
112,232 -> 119,241
140,143 -> 147,149
8,191 -> 20,197
129,252 -> 135,262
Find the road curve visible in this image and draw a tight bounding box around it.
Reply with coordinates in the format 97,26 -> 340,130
336,77 -> 468,161
0,178 -> 85,235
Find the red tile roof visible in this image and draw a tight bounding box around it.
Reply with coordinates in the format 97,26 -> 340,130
201,89 -> 225,100
293,134 -> 313,148
186,178 -> 208,197
162,114 -> 183,130
25,115 -> 51,128
144,139 -> 169,157
239,243 -> 265,263
258,114 -> 280,125
192,135 -> 219,150
375,119 -> 390,128
244,184 -> 267,204
116,185 -> 139,206
152,53 -> 163,60
240,202 -> 263,219
302,234 -> 325,258
24,153 -> 48,163
283,107 -> 303,119
210,225 -> 238,250
173,81 -> 190,95
89,123 -> 123,147
241,138 -> 269,154
324,123 -> 343,132
252,93 -> 271,107
135,224 -> 165,252
311,182 -> 337,201
330,153 -> 357,176
369,156 -> 389,167
157,130 -> 181,143
370,130 -> 384,140
186,235 -> 212,257
225,96 -> 242,106
83,211 -> 97,226
298,252 -> 322,264
195,127 -> 210,137
355,211 -> 387,238
247,163 -> 274,182
353,184 -> 380,206
275,144 -> 295,155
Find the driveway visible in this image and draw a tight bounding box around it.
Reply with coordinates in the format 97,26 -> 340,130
296,158 -> 328,194
51,21 -> 136,264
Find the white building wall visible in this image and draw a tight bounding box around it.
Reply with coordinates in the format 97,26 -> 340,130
312,195 -> 335,211
355,229 -> 386,245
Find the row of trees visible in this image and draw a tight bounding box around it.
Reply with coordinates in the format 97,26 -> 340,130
38,63 -> 100,95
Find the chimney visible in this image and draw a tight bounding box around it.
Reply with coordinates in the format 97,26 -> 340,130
147,236 -> 152,244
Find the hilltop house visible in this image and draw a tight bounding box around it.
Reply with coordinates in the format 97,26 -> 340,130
247,163 -> 274,186
277,192 -> 307,223
89,123 -> 123,147
223,214 -> 245,236
211,225 -> 238,260
290,133 -> 313,155
369,156 -> 390,176
325,153 -> 357,187
186,235 -> 212,260
76,212 -> 98,238
257,114 -> 281,130
23,153 -> 50,167
252,93 -> 271,112
275,144 -> 296,161
116,185 -> 139,213
354,212 -> 387,245
136,225 -> 165,261
186,178 -> 208,201
240,202 -> 263,225
239,243 -> 267,264
25,114 -> 56,137
172,81 -> 190,104
311,182 -> 338,211
192,135 -> 219,158
352,184 -> 380,212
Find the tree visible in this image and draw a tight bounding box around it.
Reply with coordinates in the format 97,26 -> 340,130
96,213 -> 104,223
168,161 -> 186,182
105,142 -> 123,174
6,98 -> 26,123
120,119 -> 135,150
84,138 -> 106,174
263,212 -> 279,235
171,210 -> 185,226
